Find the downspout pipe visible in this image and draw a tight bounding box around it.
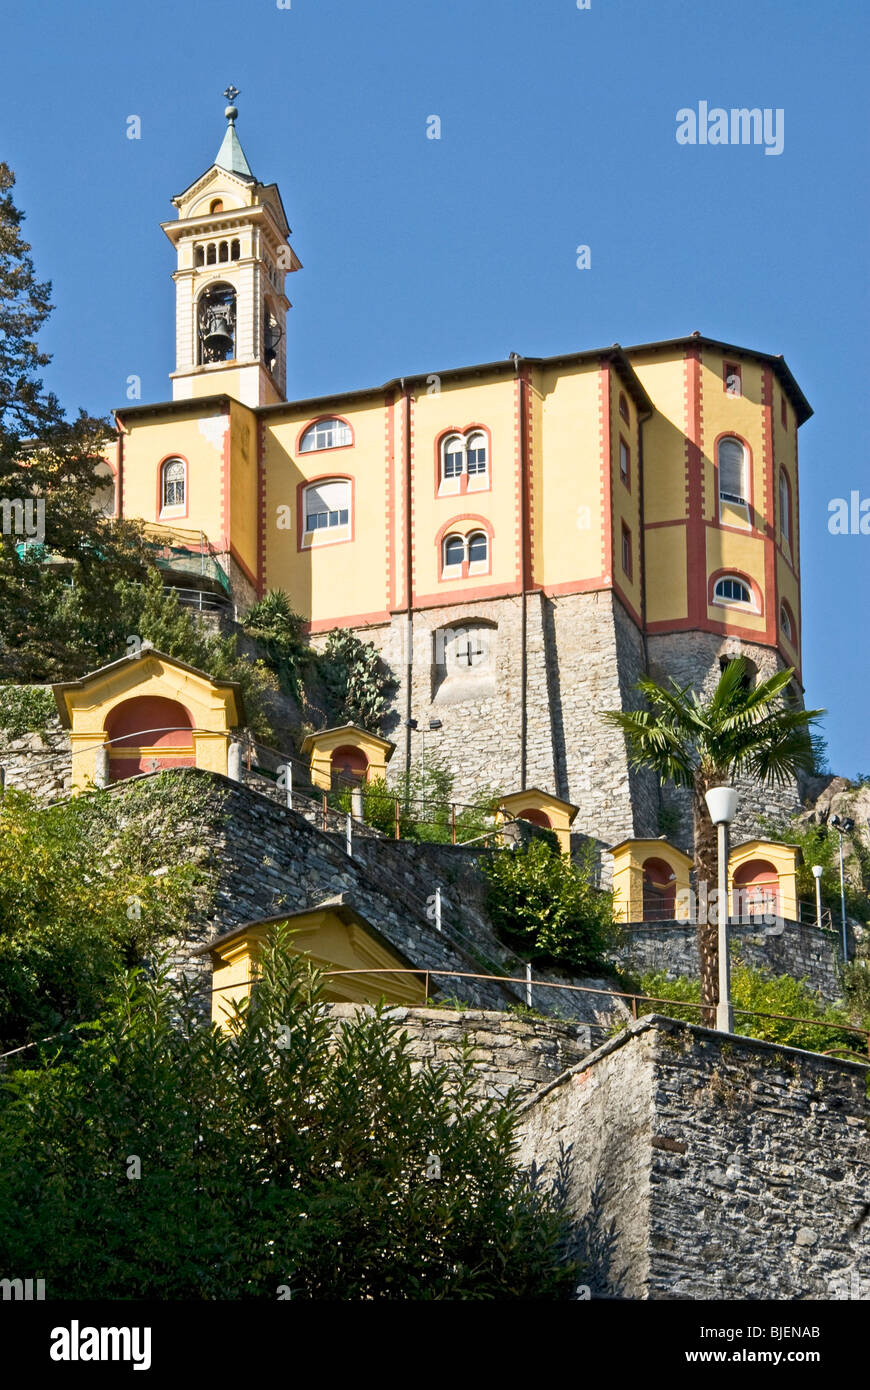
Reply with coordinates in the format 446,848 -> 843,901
401,379 -> 413,785
513,354 -> 529,789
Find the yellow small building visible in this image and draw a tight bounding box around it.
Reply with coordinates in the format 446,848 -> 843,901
196,895 -> 428,1029
729,839 -> 801,922
610,839 -> 694,923
300,722 -> 395,790
53,647 -> 246,790
497,788 -> 578,856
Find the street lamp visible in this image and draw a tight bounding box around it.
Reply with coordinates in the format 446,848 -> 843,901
705,785 -> 739,1033
829,815 -> 854,964
811,864 -> 824,929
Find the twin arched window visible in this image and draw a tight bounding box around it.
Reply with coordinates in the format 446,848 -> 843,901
439,431 -> 489,493
299,418 -> 352,453
442,530 -> 489,577
160,458 -> 186,511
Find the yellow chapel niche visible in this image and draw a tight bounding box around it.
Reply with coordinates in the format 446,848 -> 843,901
497,788 -> 579,856
52,648 -> 246,791
300,723 -> 395,791
194,896 -> 428,1030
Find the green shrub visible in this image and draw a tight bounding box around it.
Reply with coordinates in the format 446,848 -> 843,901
0,937 -> 579,1299
482,839 -> 616,972
0,685 -> 56,740
639,959 -> 861,1055
242,589 -> 314,702
318,628 -> 396,732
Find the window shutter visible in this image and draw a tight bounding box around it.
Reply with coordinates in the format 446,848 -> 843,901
718,439 -> 745,501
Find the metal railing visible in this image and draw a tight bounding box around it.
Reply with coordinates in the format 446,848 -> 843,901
312,967 -> 870,1060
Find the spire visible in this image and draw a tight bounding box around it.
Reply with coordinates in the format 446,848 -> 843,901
215,86 -> 254,180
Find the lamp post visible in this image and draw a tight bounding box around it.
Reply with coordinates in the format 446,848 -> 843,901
811,864 -> 824,929
829,815 -> 854,964
704,785 -> 739,1034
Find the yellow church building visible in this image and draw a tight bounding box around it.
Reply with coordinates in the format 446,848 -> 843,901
100,94 -> 812,844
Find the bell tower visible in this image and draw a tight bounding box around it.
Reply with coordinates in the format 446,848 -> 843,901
162,89 -> 301,408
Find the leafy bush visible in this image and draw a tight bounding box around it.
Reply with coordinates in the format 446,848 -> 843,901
0,935 -> 579,1299
638,959 -> 862,1055
116,571 -> 279,742
0,685 -> 55,740
319,628 -> 396,732
482,839 -> 616,972
242,589 -> 314,702
0,778 -> 212,1050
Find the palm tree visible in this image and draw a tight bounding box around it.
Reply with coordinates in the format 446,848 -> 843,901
603,658 -> 824,1018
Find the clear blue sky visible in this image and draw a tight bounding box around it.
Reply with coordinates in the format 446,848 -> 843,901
4,0 -> 869,775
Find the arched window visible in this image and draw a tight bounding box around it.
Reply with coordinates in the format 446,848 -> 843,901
443,534 -> 465,572
230,239 -> 240,261
718,437 -> 747,509
714,575 -> 752,606
206,243 -> 217,265
618,392 -> 629,423
197,283 -> 236,364
194,246 -> 205,267
518,807 -> 552,829
209,198 -> 224,214
104,696 -> 194,783
160,458 -> 186,511
642,858 -> 677,921
218,241 -> 229,262
302,478 -> 351,544
780,602 -> 795,643
466,432 -> 488,479
439,429 -> 490,492
299,418 -> 352,453
779,468 -> 792,546
467,531 -> 488,571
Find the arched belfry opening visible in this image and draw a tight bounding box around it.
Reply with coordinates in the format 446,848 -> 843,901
197,283 -> 236,364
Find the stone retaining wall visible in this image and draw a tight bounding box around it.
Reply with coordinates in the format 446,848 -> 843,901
517,1015 -> 870,1300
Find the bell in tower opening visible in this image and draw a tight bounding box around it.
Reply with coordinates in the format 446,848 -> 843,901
198,283 -> 236,364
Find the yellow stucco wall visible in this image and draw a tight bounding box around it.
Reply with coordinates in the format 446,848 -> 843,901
534,363 -> 604,589
263,396 -> 388,625
228,400 -> 259,582
610,839 -> 694,924
120,407 -> 228,547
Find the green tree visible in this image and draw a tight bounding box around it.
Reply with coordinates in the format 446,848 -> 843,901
0,934 -> 578,1299
0,163 -> 153,682
482,838 -> 616,972
603,658 -> 823,1018
0,783 -> 203,1051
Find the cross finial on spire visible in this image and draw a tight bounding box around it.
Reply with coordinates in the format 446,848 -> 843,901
223,86 -> 240,123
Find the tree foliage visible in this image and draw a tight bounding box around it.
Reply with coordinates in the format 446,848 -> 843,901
482,839 -> 617,972
319,628 -> 396,732
639,960 -> 862,1056
0,781 -> 207,1051
0,934 -> 579,1299
241,589 -> 314,703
